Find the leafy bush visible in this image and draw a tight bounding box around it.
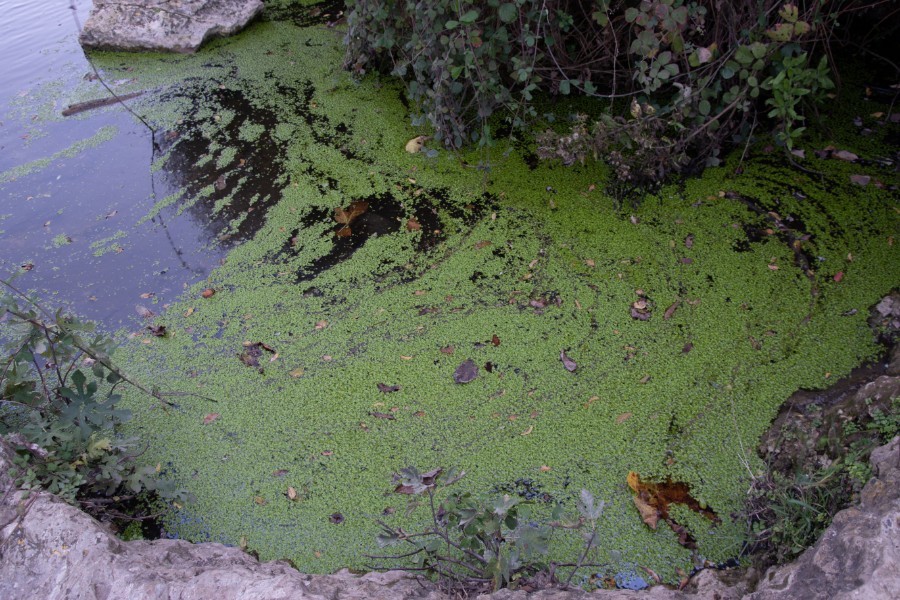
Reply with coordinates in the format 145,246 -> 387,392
344,0 -> 884,183
369,466 -> 606,593
1,277 -> 186,521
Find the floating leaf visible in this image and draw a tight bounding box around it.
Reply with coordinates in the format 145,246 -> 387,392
147,325 -> 167,337
254,496 -> 267,506
850,174 -> 870,186
135,305 -> 154,318
272,469 -> 289,477
287,487 -> 298,501
663,301 -> 680,321
406,217 -> 421,231
453,359 -> 479,383
202,413 -> 220,424
832,149 -> 858,162
369,411 -> 396,420
833,271 -> 844,282
183,307 -> 195,317
682,342 -> 694,354
491,334 -> 501,346
633,496 -> 659,529
616,412 -> 632,424
315,320 -> 328,330
440,345 -> 454,355
685,234 -> 694,248
289,368 -> 305,378
560,350 -> 577,372
377,383 -> 401,393
474,240 -> 492,249
405,136 -> 427,153
329,512 -> 344,524
521,425 -> 533,436
201,288 -> 216,298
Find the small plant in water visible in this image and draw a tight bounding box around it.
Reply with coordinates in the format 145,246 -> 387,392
368,466 -> 607,593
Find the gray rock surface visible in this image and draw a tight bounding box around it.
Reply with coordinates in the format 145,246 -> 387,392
79,0 -> 265,53
748,435 -> 900,600
0,432 -> 896,599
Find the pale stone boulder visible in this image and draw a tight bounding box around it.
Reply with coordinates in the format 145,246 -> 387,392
79,0 -> 265,54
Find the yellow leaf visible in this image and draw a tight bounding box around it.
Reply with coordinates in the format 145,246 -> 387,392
521,426 -> 533,435
254,496 -> 267,505
289,368 -> 304,378
626,471 -> 641,493
183,307 -> 195,317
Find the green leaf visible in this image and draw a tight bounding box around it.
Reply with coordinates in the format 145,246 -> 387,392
499,3 -> 517,23
460,10 -> 480,24
699,99 -> 711,116
559,79 -> 571,95
445,20 -> 459,29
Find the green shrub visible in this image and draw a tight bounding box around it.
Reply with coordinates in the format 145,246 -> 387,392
344,1 -> 882,183
368,466 -> 606,592
1,276 -> 186,520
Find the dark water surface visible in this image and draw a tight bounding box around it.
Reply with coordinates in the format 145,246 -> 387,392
0,0 -> 230,327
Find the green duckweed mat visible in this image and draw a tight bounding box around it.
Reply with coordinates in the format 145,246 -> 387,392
69,2 -> 900,584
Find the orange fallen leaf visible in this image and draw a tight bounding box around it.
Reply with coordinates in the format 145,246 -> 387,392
615,412 -> 632,424
201,288 -> 216,298
183,307 -> 195,317
833,271 -> 844,282
540,465 -> 552,472
203,413 -> 220,424
406,218 -> 421,231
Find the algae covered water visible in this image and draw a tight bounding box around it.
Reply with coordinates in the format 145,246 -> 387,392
2,0 -> 898,586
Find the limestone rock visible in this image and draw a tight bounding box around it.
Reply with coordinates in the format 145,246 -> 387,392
748,435 -> 900,600
79,0 -> 265,54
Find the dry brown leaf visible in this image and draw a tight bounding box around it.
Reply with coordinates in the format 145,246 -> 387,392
315,320 -> 328,330
254,496 -> 267,506
202,413 -> 220,424
406,218 -> 421,231
615,412 -> 632,424
540,465 -> 552,472
201,288 -> 216,298
521,425 -> 534,436
289,368 -> 305,378
633,496 -> 659,529
474,240 -> 492,249
183,307 -> 195,317
287,487 -> 298,501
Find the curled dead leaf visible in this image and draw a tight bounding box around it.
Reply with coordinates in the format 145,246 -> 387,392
405,136 -> 428,153
560,350 -> 577,372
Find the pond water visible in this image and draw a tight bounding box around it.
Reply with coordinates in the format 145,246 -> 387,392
1,0 -> 898,587
0,0 -> 231,325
